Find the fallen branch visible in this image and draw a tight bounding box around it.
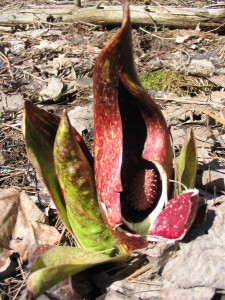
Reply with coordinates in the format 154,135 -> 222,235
0,4 -> 225,30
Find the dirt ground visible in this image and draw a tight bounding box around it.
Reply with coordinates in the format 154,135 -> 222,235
0,0 -> 224,299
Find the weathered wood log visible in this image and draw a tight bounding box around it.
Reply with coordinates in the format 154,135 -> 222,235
0,4 -> 225,30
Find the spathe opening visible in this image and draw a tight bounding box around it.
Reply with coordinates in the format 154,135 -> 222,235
118,80 -> 162,223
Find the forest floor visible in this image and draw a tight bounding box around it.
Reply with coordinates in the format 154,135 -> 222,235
0,0 -> 224,299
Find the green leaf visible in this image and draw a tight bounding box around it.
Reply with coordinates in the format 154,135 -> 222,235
176,128 -> 197,195
23,101 -> 71,229
23,101 -> 94,233
53,110 -> 118,255
27,246 -> 129,299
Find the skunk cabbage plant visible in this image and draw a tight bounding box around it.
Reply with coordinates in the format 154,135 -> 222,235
23,0 -> 198,297
93,0 -> 198,249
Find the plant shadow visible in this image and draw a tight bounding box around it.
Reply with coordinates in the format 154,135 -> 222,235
183,204 -> 216,243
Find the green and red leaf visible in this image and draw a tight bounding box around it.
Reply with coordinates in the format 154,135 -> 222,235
53,111 -> 117,254
22,101 -> 70,229
23,101 -> 94,232
27,246 -> 129,299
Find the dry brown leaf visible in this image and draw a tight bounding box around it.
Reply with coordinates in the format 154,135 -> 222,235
39,77 -> 64,102
162,203 -> 225,290
210,91 -> 225,104
0,188 -> 60,269
0,188 -> 19,268
209,75 -> 225,89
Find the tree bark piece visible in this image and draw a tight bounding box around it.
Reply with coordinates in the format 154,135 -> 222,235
0,5 -> 225,30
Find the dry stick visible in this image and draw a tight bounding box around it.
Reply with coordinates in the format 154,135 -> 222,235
0,172 -> 25,182
13,65 -> 48,83
155,97 -> 224,108
130,279 -> 162,286
56,225 -> 67,245
77,20 -> 101,28
0,165 -> 25,169
17,258 -> 26,281
203,110 -> 225,126
174,46 -> 191,66
195,135 -> 214,144
141,28 -> 191,67
145,1 -> 170,13
2,122 -> 22,132
0,51 -> 14,80
125,264 -> 151,282
207,20 -> 225,33
207,76 -> 224,87
150,0 -> 164,8
12,273 -> 29,300
128,288 -> 161,294
139,27 -> 176,40
209,153 -> 225,163
20,163 -> 31,192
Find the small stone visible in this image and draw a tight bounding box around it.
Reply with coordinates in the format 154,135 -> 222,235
187,59 -> 215,77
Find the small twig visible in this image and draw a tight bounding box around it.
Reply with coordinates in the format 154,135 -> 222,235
2,122 -> 22,132
56,225 -> 67,245
140,27 -> 176,40
12,272 -> 29,300
0,51 -> 14,80
170,179 -> 188,192
13,65 -> 48,83
0,172 -> 25,182
76,20 -> 101,29
125,264 -> 151,282
130,279 -> 162,286
209,153 -> 225,163
20,164 -> 31,192
195,135 -> 214,144
146,0 -> 170,13
150,0 -> 163,7
174,46 -> 191,66
128,288 -> 161,294
207,20 -> 225,33
144,11 -> 159,30
203,110 -> 225,126
155,97 -> 224,108
0,166 -> 26,170
17,258 -> 26,281
96,2 -> 103,9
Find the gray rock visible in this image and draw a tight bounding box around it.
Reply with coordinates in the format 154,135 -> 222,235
160,286 -> 215,300
187,59 -> 215,77
0,93 -> 24,112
